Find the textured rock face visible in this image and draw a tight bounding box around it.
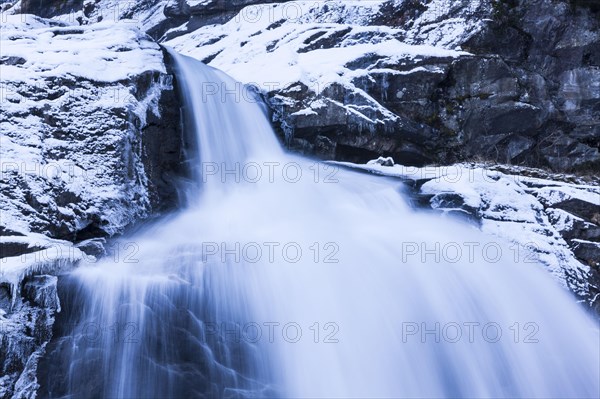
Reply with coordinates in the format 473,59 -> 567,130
15,0 -> 83,19
0,15 -> 183,241
0,15 -> 185,397
7,1 -> 597,172
161,0 -> 599,172
1,275 -> 61,399
460,0 -> 600,172
165,0 -> 474,164
162,0 -> 295,40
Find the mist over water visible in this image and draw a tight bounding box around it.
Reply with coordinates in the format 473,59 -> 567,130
39,51 -> 600,398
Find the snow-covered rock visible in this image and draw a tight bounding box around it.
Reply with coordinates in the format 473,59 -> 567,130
163,0 -> 478,164
1,273 -> 62,399
368,156 -> 395,167
5,0 -> 171,37
0,15 -> 185,396
160,0 -> 599,172
6,1 -> 598,171
1,15 -> 182,241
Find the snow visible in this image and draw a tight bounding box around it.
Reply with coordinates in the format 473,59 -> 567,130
1,16 -> 165,83
164,1 -> 469,92
404,0 -> 490,47
291,108 -> 319,116
535,185 -> 600,208
545,208 -> 581,233
0,234 -> 83,308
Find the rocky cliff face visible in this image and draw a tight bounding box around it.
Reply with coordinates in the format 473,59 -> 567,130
0,15 -> 184,397
1,15 -> 184,242
6,1 -> 598,171
163,0 -> 599,173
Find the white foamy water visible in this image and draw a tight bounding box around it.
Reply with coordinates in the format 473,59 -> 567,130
39,51 -> 600,399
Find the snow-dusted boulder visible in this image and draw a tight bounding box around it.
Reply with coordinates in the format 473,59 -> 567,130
1,15 -> 183,241
368,156 -> 395,167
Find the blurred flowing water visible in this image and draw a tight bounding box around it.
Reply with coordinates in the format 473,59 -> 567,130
38,51 -> 599,398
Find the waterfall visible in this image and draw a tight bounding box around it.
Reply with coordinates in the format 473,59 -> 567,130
38,52 -> 599,398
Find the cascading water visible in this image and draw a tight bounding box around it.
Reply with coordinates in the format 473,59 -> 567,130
39,51 -> 599,398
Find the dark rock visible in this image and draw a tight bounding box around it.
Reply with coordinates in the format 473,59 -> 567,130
74,238 -> 106,258
0,241 -> 47,259
333,144 -> 379,165
142,50 -> 188,212
571,240 -> 600,267
22,276 -> 60,312
0,227 -> 26,237
0,56 -> 26,65
0,283 -> 12,313
539,134 -> 600,171
553,197 -> 600,220
505,134 -> 537,162
314,135 -> 336,159
18,0 -> 82,19
429,192 -> 479,219
548,209 -> 600,242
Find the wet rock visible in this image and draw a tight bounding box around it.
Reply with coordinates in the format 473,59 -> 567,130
22,276 -> 60,312
0,284 -> 12,314
17,0 -> 83,19
74,238 -> 106,258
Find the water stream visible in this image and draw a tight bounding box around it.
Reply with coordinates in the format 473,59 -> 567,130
38,51 -> 600,399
